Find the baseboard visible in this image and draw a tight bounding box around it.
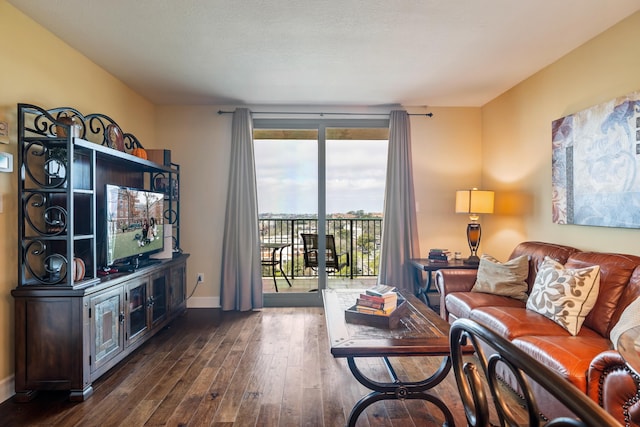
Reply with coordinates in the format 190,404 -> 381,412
187,296 -> 220,308
184,307 -> 223,325
0,374 -> 14,404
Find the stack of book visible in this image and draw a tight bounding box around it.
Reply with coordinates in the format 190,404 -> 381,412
428,248 -> 450,263
355,285 -> 398,316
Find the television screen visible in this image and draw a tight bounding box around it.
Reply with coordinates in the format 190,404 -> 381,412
105,184 -> 165,266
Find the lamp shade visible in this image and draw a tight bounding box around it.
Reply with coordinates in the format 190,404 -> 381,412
455,189 -> 494,214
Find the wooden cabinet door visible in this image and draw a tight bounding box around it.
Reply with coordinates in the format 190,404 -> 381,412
90,287 -> 124,372
150,270 -> 168,327
125,277 -> 149,346
169,261 -> 187,313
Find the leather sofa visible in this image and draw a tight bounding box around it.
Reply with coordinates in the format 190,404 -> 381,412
435,241 -> 640,425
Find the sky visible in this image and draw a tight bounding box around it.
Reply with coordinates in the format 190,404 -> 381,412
254,139 -> 388,215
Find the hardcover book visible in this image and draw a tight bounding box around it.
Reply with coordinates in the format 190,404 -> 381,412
345,297 -> 408,329
365,284 -> 397,297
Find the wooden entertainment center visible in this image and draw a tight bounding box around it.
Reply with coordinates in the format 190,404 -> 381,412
13,104 -> 188,401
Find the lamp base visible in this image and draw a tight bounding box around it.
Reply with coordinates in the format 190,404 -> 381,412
464,222 -> 482,266
464,255 -> 480,265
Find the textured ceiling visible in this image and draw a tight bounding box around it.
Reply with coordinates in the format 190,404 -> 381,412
8,0 -> 640,106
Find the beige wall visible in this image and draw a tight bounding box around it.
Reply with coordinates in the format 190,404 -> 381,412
0,1 -> 155,400
482,11 -> 640,260
409,107 -> 483,257
155,106 -> 231,307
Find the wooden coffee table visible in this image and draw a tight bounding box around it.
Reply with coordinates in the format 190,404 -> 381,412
323,288 -> 460,427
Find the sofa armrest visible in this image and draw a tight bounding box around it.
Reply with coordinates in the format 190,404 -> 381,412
588,350 -> 640,426
434,269 -> 478,320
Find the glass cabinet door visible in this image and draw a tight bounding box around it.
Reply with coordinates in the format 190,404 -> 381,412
90,287 -> 124,372
126,279 -> 148,344
150,271 -> 168,326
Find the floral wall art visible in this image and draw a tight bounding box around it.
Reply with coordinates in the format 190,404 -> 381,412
552,90 -> 640,228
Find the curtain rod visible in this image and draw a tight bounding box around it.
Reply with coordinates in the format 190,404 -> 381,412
217,110 -> 433,117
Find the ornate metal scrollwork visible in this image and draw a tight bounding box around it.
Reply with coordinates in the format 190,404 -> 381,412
85,113 -> 116,147
43,157 -> 67,183
22,141 -> 68,189
84,113 -> 145,150
23,192 -> 68,236
123,133 -> 144,151
31,110 -> 56,137
53,110 -> 85,138
450,318 -> 621,427
23,105 -> 146,151
164,208 -> 178,225
27,106 -> 85,138
23,240 -> 68,285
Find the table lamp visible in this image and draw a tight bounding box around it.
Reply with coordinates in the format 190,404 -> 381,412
455,188 -> 494,265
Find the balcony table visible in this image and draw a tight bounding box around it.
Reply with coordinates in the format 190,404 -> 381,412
261,242 -> 292,292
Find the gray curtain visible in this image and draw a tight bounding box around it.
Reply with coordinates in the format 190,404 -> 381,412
220,108 -> 263,311
378,110 -> 421,293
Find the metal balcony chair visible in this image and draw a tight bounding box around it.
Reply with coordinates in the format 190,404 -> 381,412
301,233 -> 350,274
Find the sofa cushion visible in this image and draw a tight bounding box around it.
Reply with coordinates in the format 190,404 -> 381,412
471,254 -> 529,301
526,257 -> 600,336
513,335 -> 612,392
609,296 -> 640,350
445,292 -> 525,321
468,306 -> 602,340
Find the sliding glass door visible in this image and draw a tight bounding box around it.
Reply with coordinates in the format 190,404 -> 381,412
325,129 -> 388,289
254,128 -> 319,302
254,119 -> 388,306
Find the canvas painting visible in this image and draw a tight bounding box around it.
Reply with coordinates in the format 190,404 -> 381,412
552,91 -> 640,228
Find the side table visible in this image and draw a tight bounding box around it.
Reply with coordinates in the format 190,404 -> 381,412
260,242 -> 292,292
410,259 -> 478,308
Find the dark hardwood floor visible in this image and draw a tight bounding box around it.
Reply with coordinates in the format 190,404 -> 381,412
0,307 -> 509,426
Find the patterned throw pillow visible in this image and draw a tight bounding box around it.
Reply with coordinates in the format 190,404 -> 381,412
471,254 -> 529,301
526,256 -> 601,336
610,297 -> 640,350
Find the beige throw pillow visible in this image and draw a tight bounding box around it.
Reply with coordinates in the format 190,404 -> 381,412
526,256 -> 601,336
610,297 -> 640,350
471,254 -> 529,302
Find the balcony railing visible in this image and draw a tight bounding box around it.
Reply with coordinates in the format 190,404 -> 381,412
259,217 -> 382,280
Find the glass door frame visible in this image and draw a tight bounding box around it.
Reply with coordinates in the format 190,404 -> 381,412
254,118 -> 389,307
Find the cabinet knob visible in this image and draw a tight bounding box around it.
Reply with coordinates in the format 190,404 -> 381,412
119,311 -> 125,323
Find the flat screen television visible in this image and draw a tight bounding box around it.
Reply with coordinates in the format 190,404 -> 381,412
105,184 -> 165,267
